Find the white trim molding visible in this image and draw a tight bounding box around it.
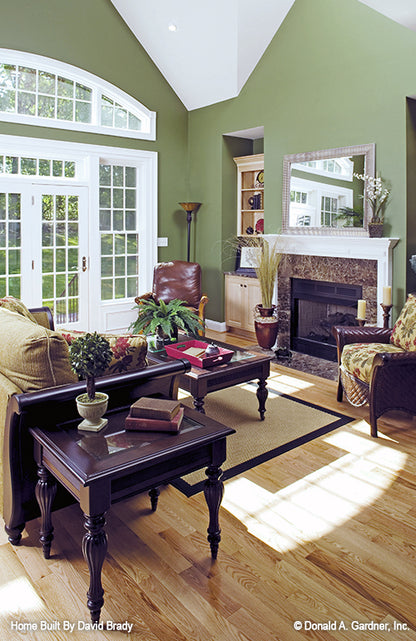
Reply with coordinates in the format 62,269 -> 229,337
265,234 -> 400,327
0,49 -> 156,140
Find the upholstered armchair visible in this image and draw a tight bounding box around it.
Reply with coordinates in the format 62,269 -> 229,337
332,293 -> 416,437
135,260 -> 209,333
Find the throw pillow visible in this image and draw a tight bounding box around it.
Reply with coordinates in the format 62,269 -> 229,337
0,296 -> 36,323
390,293 -> 416,351
59,329 -> 148,375
0,308 -> 77,392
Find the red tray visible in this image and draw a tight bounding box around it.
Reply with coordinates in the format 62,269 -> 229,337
165,340 -> 234,368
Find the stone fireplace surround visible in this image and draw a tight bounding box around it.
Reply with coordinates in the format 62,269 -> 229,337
265,235 -> 399,350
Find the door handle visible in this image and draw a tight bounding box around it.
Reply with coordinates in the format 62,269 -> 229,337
82,256 -> 87,272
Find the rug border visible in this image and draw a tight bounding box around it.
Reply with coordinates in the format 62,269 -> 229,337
172,391 -> 352,497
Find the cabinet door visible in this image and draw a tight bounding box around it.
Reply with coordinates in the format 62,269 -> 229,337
244,279 -> 262,329
225,275 -> 244,329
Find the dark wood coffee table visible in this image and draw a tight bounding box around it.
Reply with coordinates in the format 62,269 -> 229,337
29,406 -> 234,624
149,339 -> 272,419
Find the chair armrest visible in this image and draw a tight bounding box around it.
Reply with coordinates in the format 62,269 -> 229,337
198,295 -> 209,319
134,292 -> 153,306
332,325 -> 392,363
373,350 -> 416,368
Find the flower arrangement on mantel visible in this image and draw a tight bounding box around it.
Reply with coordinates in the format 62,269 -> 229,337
353,172 -> 390,224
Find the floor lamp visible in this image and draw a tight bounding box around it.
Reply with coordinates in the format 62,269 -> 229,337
179,202 -> 201,262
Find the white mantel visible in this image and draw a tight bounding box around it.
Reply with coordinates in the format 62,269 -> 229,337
265,235 -> 400,326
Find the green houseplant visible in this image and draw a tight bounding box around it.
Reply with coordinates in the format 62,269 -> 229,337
69,332 -> 113,431
129,298 -> 203,346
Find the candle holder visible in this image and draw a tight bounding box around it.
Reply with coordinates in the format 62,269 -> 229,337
380,303 -> 392,329
356,318 -> 366,327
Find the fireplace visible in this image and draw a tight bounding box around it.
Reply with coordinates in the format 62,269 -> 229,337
290,278 -> 362,361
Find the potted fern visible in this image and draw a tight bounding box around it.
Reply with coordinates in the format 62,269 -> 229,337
69,332 -> 113,431
129,298 -> 203,348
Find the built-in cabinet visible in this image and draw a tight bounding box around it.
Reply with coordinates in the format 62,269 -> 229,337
233,153 -> 264,236
225,274 -> 261,336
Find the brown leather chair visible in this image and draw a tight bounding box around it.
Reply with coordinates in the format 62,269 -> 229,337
135,260 -> 209,333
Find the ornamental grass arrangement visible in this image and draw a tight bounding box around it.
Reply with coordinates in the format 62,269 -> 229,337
228,235 -> 282,311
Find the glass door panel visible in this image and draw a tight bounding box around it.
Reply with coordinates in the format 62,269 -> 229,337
34,185 -> 88,328
0,189 -> 22,298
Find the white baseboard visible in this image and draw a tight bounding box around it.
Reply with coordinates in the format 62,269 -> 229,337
205,318 -> 227,333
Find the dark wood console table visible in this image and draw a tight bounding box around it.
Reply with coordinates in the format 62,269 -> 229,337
30,406 -> 234,624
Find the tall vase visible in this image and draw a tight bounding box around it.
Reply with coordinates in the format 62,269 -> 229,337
254,305 -> 279,349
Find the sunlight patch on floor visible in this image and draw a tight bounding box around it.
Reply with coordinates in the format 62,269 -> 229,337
267,373 -> 314,395
0,577 -> 45,615
222,427 -> 407,554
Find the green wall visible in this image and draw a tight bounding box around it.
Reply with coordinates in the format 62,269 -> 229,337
0,0 -> 189,262
188,0 -> 416,321
3,0 -> 416,322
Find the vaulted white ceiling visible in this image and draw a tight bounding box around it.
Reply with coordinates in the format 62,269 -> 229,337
111,0 -> 416,111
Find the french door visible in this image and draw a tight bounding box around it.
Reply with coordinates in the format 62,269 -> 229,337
0,180 -> 89,328
0,135 -> 157,332
32,185 -> 89,328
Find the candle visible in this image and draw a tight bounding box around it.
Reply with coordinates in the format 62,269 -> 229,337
383,286 -> 392,306
357,299 -> 366,320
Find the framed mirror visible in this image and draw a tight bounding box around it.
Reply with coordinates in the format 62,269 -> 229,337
282,143 -> 375,235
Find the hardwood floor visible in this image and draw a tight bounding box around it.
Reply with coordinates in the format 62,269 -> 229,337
2,331 -> 416,640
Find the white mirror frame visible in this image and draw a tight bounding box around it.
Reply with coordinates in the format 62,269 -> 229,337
282,143 -> 375,236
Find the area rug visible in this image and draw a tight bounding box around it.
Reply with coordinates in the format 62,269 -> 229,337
173,379 -> 352,496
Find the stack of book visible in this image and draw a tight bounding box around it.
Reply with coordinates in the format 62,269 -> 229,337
125,397 -> 184,433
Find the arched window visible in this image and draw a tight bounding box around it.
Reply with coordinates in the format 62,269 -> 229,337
0,49 -> 156,140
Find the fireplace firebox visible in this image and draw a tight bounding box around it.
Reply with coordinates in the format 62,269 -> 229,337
290,278 -> 362,361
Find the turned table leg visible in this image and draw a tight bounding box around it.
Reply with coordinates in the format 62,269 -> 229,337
193,395 -> 206,413
203,464 -> 224,560
149,487 -> 160,511
82,513 -> 108,624
256,376 -> 268,420
5,523 -> 25,546
35,465 -> 57,559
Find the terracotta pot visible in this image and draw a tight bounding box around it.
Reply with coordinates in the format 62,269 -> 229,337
256,304 -> 276,318
254,318 -> 279,349
254,305 -> 278,349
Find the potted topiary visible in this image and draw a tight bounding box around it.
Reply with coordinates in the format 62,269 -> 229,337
69,332 -> 113,431
129,298 -> 203,349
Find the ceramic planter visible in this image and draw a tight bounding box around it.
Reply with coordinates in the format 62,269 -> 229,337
76,392 -> 109,432
254,305 -> 279,349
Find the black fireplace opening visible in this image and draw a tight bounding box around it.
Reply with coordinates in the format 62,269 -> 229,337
290,278 -> 362,361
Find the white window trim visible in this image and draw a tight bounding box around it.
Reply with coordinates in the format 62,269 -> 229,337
0,49 -> 156,140
0,133 -> 158,331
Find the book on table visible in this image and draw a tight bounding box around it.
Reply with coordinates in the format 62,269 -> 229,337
126,397 -> 183,432
130,397 -> 181,421
125,407 -> 184,433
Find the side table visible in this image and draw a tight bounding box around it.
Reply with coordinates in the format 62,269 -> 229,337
30,405 -> 234,624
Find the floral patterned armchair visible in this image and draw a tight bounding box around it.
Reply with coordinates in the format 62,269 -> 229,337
332,293 -> 416,437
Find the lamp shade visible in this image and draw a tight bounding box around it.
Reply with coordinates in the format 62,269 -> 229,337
179,202 -> 201,214
178,203 -> 202,261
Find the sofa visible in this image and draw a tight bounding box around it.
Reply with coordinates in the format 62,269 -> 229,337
0,298 -> 190,544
